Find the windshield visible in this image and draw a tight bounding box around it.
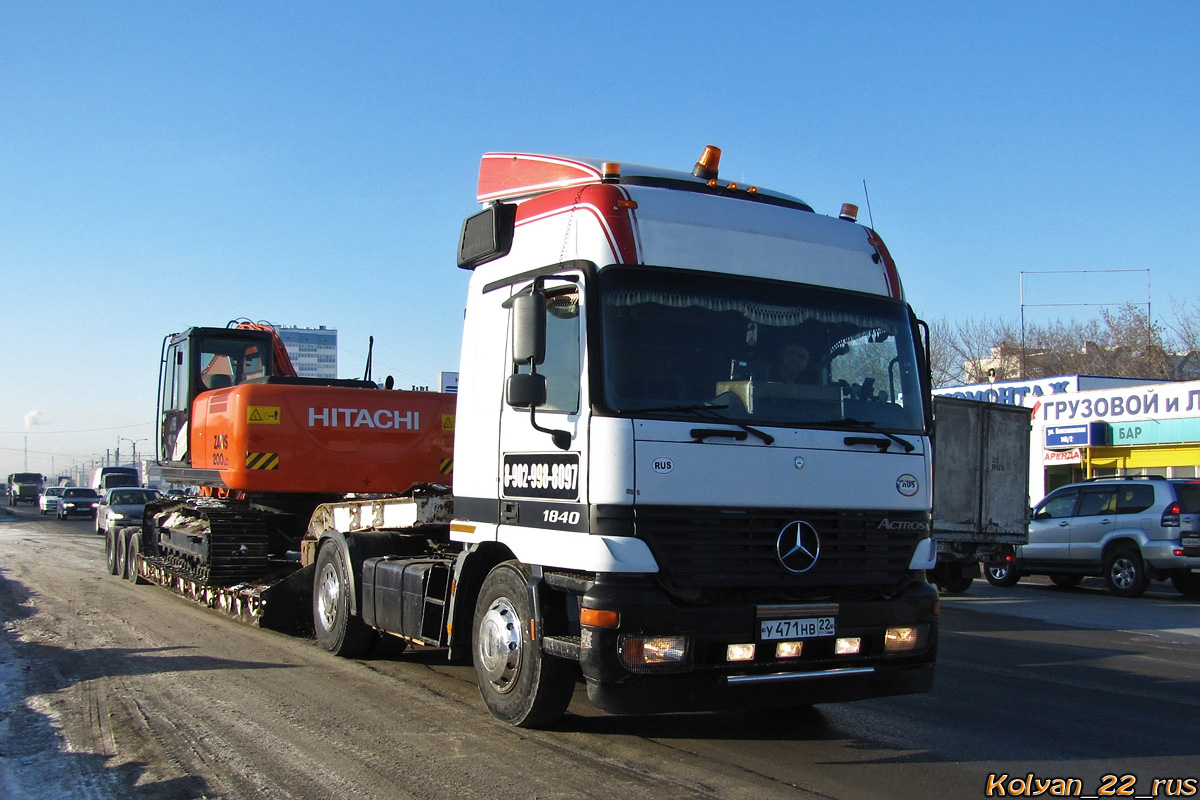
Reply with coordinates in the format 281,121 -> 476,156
13,473 -> 40,482
599,267 -> 927,432
111,490 -> 159,504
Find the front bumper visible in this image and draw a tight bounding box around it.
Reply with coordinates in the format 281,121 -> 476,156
59,504 -> 98,517
576,577 -> 938,715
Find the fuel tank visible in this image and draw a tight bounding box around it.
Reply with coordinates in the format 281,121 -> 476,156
189,382 -> 455,494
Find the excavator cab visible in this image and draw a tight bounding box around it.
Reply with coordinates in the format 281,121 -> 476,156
158,326 -> 279,466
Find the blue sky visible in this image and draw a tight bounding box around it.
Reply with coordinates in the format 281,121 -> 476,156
2,1 -> 1197,478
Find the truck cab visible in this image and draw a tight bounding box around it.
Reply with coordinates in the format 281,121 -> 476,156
445,149 -> 938,722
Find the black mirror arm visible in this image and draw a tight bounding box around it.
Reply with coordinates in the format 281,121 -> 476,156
529,406 -> 572,450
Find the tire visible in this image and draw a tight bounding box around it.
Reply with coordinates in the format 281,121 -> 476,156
114,528 -> 129,580
1049,573 -> 1084,589
1170,573 -> 1200,598
125,531 -> 146,584
935,573 -> 974,594
313,542 -> 377,657
105,528 -> 121,576
1104,548 -> 1149,598
985,563 -> 1021,588
473,561 -> 575,728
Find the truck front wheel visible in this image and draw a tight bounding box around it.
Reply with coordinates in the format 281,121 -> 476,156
473,561 -> 575,728
313,543 -> 377,657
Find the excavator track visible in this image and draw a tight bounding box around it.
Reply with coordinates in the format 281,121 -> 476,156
148,498 -> 272,585
139,498 -> 313,631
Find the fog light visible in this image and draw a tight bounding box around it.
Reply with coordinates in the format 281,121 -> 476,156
835,637 -> 862,655
724,642 -> 753,662
885,627 -> 921,652
775,641 -> 803,659
619,634 -> 691,673
727,643 -> 756,662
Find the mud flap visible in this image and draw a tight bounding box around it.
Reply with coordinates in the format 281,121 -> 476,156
258,563 -> 315,633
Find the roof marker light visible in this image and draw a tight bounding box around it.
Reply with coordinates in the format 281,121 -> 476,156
602,162 -> 621,182
840,203 -> 859,222
692,145 -> 722,180
727,182 -> 739,191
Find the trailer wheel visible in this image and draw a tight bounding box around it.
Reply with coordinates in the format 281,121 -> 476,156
105,528 -> 121,576
473,561 -> 575,728
114,528 -> 129,580
125,531 -> 147,585
313,543 -> 377,657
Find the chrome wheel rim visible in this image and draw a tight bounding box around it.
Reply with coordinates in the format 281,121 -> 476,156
316,563 -> 341,632
1110,558 -> 1137,589
477,597 -> 522,694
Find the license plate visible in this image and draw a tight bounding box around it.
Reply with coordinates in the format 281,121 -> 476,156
759,617 -> 836,640
1183,537 -> 1200,547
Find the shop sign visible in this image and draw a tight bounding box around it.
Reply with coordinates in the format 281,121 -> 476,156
1046,422 -> 1108,448
1109,417 -> 1200,446
1043,448 -> 1082,465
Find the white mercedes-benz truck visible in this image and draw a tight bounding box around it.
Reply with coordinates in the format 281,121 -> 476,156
134,146 -> 940,729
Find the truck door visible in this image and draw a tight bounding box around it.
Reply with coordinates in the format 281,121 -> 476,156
497,275 -> 588,534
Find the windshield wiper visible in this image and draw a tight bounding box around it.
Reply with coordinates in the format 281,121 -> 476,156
809,417 -> 915,453
618,403 -> 775,445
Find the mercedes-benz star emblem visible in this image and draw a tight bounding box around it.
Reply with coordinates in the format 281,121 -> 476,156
776,520 -> 821,574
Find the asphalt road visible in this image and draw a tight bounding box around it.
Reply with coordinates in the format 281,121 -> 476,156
1,503 -> 1198,800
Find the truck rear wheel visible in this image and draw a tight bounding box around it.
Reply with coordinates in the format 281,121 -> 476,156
473,561 -> 575,728
313,543 -> 377,657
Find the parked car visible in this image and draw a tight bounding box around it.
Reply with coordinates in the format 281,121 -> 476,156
38,486 -> 66,515
57,487 -> 101,520
95,487 -> 161,537
986,476 -> 1200,597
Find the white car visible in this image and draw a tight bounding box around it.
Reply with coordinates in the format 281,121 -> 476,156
39,486 -> 66,515
95,487 -> 162,537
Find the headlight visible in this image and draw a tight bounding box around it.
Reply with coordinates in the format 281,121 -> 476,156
109,512 -> 125,520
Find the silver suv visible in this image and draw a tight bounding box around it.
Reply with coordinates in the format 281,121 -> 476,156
986,476 -> 1200,597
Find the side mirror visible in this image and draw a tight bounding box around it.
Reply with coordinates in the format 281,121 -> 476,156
506,373 -> 547,409
512,293 -> 546,366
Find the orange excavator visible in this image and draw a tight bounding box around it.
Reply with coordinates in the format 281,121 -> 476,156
121,320 -> 454,624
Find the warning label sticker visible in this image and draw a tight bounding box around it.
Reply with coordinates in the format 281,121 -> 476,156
248,406 -> 281,424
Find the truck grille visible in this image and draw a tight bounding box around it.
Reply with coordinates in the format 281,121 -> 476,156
631,506 -> 926,590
